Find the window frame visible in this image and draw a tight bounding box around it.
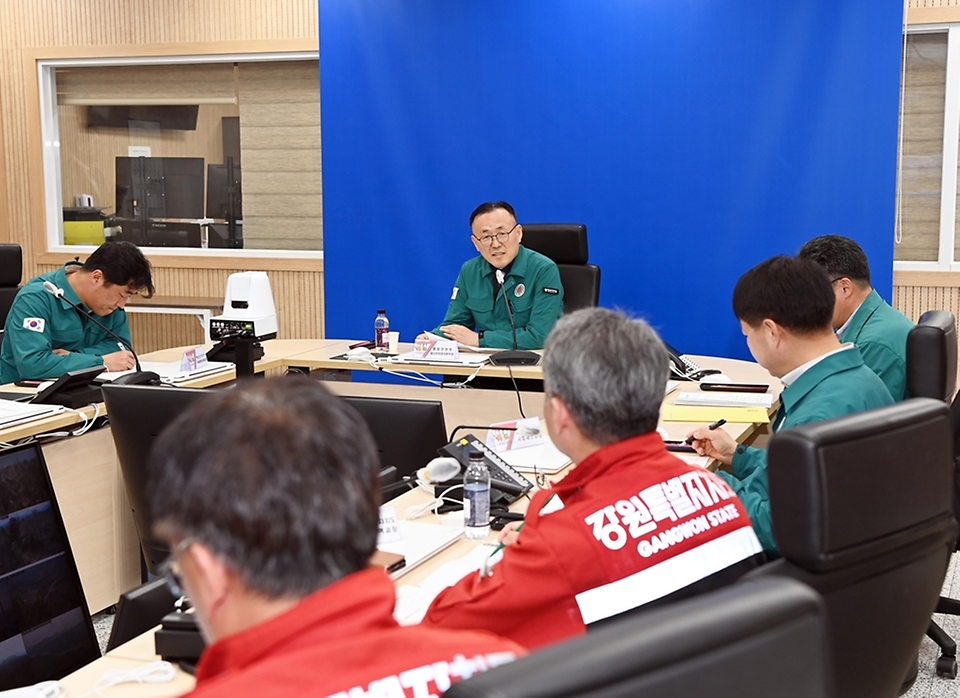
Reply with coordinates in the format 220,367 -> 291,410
37,50 -> 322,260
898,24 -> 960,271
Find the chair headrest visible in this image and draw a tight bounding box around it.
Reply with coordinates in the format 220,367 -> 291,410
520,224 -> 588,264
907,310 -> 956,400
0,244 -> 22,287
768,398 -> 953,572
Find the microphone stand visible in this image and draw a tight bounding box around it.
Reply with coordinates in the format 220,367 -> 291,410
42,282 -> 159,385
488,271 -> 541,367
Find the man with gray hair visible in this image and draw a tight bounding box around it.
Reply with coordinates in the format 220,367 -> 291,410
422,308 -> 762,649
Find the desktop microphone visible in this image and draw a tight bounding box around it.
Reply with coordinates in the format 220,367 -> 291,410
488,270 -> 540,367
42,281 -> 159,385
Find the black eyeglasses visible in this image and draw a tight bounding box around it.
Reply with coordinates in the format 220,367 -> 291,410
159,537 -> 195,598
473,223 -> 519,247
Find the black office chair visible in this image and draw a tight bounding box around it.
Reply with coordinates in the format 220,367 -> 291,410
746,399 -> 957,698
0,243 -> 23,343
444,577 -> 831,698
905,309 -> 960,678
106,578 -> 179,651
520,223 -> 600,313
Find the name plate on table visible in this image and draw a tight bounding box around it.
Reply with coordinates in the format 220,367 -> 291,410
412,338 -> 460,362
180,346 -> 209,372
485,417 -> 544,453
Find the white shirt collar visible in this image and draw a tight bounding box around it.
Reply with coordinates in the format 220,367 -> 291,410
836,298 -> 865,338
780,344 -> 855,388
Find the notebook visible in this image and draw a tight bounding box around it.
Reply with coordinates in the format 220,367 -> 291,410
377,520 -> 463,580
0,399 -> 65,430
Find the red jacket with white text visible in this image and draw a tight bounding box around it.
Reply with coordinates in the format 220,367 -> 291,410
422,432 -> 762,649
185,569 -> 524,698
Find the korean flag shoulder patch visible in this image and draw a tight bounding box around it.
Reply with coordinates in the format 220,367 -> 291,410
23,318 -> 45,333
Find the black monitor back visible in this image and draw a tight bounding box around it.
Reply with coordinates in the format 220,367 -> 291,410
341,396 -> 447,479
0,443 -> 101,688
115,156 -> 204,219
105,578 -> 178,652
102,383 -> 211,575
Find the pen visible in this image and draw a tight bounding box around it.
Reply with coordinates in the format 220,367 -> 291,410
685,418 -> 727,445
489,522 -> 525,559
117,342 -> 126,353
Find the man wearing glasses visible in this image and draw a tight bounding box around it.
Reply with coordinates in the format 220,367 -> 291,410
0,240 -> 154,383
797,235 -> 914,401
149,378 -> 523,697
428,201 -> 563,349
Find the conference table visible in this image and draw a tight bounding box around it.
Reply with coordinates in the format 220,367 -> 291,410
3,340 -> 779,695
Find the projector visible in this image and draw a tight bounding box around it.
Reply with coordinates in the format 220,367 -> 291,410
209,271 -> 278,342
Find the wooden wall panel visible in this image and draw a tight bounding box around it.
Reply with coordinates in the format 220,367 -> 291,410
57,63 -> 237,104
239,61 -> 322,251
128,314 -> 205,355
894,279 -> 960,387
1,0 -> 324,352
908,0 -> 960,24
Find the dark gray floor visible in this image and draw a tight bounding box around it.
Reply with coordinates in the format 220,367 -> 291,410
906,554 -> 960,698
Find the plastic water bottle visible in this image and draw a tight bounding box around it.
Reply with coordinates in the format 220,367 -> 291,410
374,309 -> 389,350
463,450 -> 491,539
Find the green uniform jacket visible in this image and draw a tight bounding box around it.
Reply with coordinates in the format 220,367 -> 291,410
716,347 -> 893,554
0,263 -> 132,383
839,289 -> 914,401
432,246 -> 563,350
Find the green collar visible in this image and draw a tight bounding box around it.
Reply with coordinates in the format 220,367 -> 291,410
839,289 -> 882,343
779,347 -> 864,415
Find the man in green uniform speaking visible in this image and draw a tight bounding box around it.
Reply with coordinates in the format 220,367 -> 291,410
426,201 -> 563,350
687,256 -> 893,554
797,235 -> 914,401
0,241 -> 154,384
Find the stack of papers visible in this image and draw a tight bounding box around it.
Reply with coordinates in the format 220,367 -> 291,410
674,391 -> 774,409
99,360 -> 234,384
395,543 -> 498,625
661,404 -> 771,424
387,352 -> 489,367
422,331 -> 500,354
0,400 -> 65,430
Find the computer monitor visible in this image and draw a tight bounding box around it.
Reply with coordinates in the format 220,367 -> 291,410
206,163 -> 242,220
0,443 -> 100,688
101,384 -> 211,575
105,578 -> 178,652
341,396 -> 448,479
115,157 -> 205,220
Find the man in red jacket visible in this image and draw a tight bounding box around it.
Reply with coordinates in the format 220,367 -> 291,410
147,377 -> 523,697
422,308 -> 763,649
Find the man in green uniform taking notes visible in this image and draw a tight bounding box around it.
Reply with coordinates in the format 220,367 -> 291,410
688,256 -> 893,554
427,201 -> 563,350
798,235 -> 914,401
0,241 -> 154,384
